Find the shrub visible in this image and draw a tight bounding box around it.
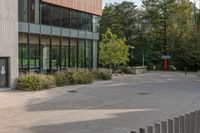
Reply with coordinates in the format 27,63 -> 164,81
16,73 -> 56,91
73,69 -> 94,84
54,69 -> 93,86
54,71 -> 70,86
92,69 -> 112,80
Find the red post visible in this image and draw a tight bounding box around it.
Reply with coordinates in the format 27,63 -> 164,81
164,59 -> 167,71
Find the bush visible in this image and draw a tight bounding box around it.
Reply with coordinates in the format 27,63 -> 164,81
54,69 -> 93,86
16,73 -> 56,91
54,71 -> 70,86
92,69 -> 112,80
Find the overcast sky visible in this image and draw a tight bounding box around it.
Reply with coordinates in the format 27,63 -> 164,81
103,0 -> 142,7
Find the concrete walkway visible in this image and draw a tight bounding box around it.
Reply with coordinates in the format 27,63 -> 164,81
0,72 -> 200,133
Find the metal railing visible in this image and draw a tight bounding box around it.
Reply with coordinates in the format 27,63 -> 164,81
131,110 -> 200,133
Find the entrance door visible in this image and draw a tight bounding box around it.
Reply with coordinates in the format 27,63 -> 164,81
0,58 -> 9,88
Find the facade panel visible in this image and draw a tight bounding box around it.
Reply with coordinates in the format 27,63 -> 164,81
0,0 -> 18,88
42,0 -> 102,16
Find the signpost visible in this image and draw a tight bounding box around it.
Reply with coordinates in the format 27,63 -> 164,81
162,55 -> 170,71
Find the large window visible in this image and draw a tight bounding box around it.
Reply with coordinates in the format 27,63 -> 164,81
80,13 -> 92,31
29,34 -> 40,69
78,40 -> 85,67
71,10 -> 80,29
70,39 -> 78,67
86,40 -> 93,68
18,0 -> 28,22
51,37 -> 60,71
19,33 -> 28,69
29,0 -> 40,24
41,36 -> 50,72
62,9 -> 70,28
41,3 -> 51,25
52,6 -> 61,27
93,16 -> 100,32
61,37 -> 69,69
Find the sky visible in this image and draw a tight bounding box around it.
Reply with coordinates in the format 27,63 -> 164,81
103,0 -> 199,8
103,0 -> 142,7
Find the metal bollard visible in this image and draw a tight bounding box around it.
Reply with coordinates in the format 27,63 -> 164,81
147,126 -> 153,133
161,121 -> 167,133
155,123 -> 161,133
180,115 -> 185,133
131,130 -> 137,133
190,112 -> 195,133
139,128 -> 145,133
174,117 -> 180,133
195,111 -> 199,133
168,119 -> 173,133
185,114 -> 190,133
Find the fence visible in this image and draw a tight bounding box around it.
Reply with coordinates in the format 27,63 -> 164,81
131,110 -> 200,133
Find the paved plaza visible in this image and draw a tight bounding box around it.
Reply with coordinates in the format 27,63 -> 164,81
0,72 -> 200,133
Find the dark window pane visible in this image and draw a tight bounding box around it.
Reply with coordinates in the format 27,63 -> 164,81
70,39 -> 77,68
71,11 -> 80,29
29,34 -> 39,68
86,40 -> 92,68
41,4 -> 51,25
29,0 -> 40,24
62,9 -> 70,28
78,40 -> 85,67
18,0 -> 28,22
51,37 -> 60,71
52,6 -> 61,27
61,37 -> 69,69
41,36 -> 50,72
19,33 -> 28,68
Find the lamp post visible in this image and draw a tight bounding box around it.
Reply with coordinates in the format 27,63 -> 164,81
129,46 -> 135,66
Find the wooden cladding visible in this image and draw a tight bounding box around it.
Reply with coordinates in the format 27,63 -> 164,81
41,0 -> 102,16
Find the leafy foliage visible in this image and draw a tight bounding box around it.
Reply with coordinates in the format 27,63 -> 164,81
99,28 -> 129,70
16,73 -> 56,91
100,0 -> 200,71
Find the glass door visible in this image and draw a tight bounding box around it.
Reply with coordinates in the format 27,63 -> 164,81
0,58 -> 9,88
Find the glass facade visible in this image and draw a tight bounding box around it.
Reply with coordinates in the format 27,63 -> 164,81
18,0 -> 99,73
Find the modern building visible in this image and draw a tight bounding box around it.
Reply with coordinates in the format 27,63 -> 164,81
0,0 -> 102,88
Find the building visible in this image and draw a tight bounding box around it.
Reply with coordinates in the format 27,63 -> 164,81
0,0 -> 102,88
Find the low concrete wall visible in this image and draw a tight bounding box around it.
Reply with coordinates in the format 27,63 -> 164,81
131,66 -> 147,75
197,71 -> 200,77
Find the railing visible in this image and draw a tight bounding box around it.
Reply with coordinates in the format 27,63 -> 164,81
131,110 -> 200,133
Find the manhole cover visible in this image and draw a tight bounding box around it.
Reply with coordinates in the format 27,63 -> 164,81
68,90 -> 77,93
138,92 -> 149,95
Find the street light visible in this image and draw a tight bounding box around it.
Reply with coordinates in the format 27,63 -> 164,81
129,46 -> 135,66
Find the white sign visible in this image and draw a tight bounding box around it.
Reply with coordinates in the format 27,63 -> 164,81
162,55 -> 171,59
1,66 -> 5,75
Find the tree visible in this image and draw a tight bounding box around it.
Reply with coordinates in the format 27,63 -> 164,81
99,28 -> 129,71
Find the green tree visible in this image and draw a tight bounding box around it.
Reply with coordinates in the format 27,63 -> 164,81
99,28 -> 129,71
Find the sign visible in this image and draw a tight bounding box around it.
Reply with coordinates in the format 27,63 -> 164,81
1,66 -> 5,75
162,55 -> 171,59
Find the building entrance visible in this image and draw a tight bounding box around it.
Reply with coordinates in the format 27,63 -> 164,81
0,58 -> 9,88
